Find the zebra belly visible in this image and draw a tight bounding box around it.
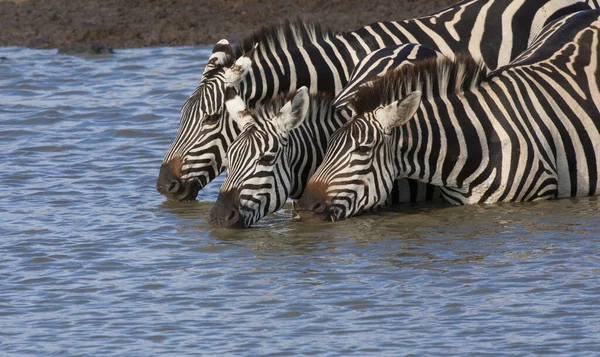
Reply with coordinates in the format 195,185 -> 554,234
435,156 -> 560,205
387,178 -> 444,204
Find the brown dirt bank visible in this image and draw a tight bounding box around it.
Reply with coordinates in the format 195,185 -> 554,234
0,0 -> 457,49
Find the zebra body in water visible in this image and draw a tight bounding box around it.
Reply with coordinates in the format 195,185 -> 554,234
209,44 -> 444,228
157,0 -> 590,202
297,9 -> 600,222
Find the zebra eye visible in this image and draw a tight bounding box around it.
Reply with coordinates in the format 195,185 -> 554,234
354,146 -> 372,155
257,153 -> 276,166
204,113 -> 220,125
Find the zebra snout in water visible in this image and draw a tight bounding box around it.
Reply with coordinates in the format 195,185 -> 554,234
156,156 -> 199,201
209,190 -> 243,228
296,181 -> 331,221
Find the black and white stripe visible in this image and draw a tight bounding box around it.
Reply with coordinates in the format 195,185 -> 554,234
157,0 -> 590,201
208,86 -> 343,227
332,44 -> 445,113
300,9 -> 600,221
208,43 -> 443,227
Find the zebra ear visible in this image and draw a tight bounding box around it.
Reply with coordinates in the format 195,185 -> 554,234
204,39 -> 234,73
375,91 -> 422,130
273,87 -> 310,134
224,86 -> 255,128
224,44 -> 257,85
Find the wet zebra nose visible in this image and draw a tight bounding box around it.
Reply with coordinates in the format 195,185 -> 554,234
209,202 -> 241,228
157,156 -> 199,201
166,179 -> 180,195
157,158 -> 181,196
209,190 -> 242,228
296,181 -> 330,219
311,200 -> 328,214
297,196 -> 329,214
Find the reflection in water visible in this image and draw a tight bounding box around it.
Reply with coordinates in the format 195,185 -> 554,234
2,47 -> 600,356
164,191 -> 600,271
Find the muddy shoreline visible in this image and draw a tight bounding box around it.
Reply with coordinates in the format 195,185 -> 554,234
0,0 -> 457,49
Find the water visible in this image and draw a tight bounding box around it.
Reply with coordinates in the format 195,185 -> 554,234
1,46 -> 600,356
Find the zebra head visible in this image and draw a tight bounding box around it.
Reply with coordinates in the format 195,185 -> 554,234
209,86 -> 310,228
298,91 -> 422,221
156,40 -> 255,201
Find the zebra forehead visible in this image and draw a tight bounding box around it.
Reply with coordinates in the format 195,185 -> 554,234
232,125 -> 274,150
201,64 -> 227,82
233,125 -> 260,144
228,136 -> 256,165
183,71 -> 227,113
334,118 -> 375,143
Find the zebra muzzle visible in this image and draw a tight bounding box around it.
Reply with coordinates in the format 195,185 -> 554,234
295,197 -> 333,222
297,181 -> 329,210
157,157 -> 201,201
209,190 -> 243,228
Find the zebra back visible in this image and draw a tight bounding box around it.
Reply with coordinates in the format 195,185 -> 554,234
159,0 -> 592,202
332,44 -> 445,112
299,9 -> 600,220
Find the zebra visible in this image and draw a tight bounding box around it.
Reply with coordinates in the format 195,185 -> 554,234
208,86 -> 336,228
297,9 -> 600,222
209,44 -> 443,228
590,0 -> 600,8
333,43 -> 444,118
156,0 -> 590,201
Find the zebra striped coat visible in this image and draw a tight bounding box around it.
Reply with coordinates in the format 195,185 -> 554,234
208,87 -> 341,228
157,0 -> 590,201
333,44 -> 444,114
299,9 -> 600,221
209,44 -> 442,228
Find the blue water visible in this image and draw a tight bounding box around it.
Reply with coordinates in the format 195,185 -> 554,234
1,46 -> 600,356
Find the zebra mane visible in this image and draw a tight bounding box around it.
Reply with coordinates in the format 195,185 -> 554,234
349,54 -> 488,116
233,18 -> 333,58
249,91 -> 335,127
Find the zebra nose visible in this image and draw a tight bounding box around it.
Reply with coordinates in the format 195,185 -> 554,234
296,181 -> 329,218
167,179 -> 180,194
157,156 -> 199,200
226,208 -> 240,225
157,161 -> 181,197
209,201 -> 241,228
311,200 -> 328,214
209,190 -> 242,228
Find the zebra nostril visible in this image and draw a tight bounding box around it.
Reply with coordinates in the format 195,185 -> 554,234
226,209 -> 239,224
312,200 -> 327,214
168,180 -> 180,194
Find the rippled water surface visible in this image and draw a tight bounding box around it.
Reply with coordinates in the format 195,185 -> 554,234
1,46 -> 600,356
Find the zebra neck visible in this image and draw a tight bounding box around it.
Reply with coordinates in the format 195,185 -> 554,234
239,20 -> 432,105
393,71 -> 569,204
240,0 -> 593,108
240,35 -> 358,107
286,106 -> 346,199
394,93 -> 491,201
